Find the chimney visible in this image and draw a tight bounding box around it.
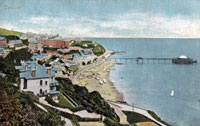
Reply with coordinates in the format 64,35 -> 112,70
25,65 -> 28,71
31,69 -> 36,77
47,68 -> 51,74
35,63 -> 38,69
21,60 -> 25,65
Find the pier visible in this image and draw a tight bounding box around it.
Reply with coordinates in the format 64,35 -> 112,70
109,57 -> 173,64
109,56 -> 197,64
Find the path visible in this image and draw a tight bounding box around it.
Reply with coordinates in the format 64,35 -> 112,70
109,103 -> 129,125
108,101 -> 167,126
61,117 -> 73,126
39,97 -> 101,119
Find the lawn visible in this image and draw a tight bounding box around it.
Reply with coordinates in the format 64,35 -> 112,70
123,111 -> 155,125
68,65 -> 79,72
58,93 -> 74,108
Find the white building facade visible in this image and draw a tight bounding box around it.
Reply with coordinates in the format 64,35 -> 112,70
16,61 -> 59,101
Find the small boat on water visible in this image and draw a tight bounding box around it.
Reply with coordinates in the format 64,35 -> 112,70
171,90 -> 174,97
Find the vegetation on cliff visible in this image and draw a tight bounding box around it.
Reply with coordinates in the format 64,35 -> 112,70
71,40 -> 106,56
56,77 -> 118,119
0,48 -> 32,82
0,28 -> 23,36
0,76 -> 65,126
0,49 -> 65,126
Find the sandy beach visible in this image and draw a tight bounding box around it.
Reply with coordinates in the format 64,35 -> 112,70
74,60 -> 124,102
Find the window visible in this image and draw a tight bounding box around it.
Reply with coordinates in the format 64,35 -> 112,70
44,90 -> 47,95
40,80 -> 43,85
23,79 -> 27,89
40,89 -> 42,94
45,81 -> 48,85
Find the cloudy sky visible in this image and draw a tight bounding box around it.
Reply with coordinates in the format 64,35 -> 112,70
0,0 -> 200,38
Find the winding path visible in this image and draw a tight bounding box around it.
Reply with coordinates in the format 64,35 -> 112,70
108,101 -> 167,126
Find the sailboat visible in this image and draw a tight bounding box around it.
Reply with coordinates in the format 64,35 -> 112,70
170,90 -> 174,97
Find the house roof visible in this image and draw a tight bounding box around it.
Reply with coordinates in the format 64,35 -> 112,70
65,61 -> 78,67
50,61 -> 62,65
0,36 -> 5,40
47,38 -> 64,41
32,53 -> 47,59
49,90 -> 60,95
52,67 -> 62,71
62,55 -> 73,59
16,61 -> 55,79
9,40 -> 22,43
29,40 -> 38,44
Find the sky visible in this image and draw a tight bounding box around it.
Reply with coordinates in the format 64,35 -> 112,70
0,0 -> 200,38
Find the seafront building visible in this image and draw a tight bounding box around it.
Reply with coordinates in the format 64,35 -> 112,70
28,39 -> 43,52
15,61 -> 60,101
79,49 -> 97,64
44,39 -> 70,48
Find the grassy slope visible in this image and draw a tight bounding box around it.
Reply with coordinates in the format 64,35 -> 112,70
123,111 -> 157,125
0,28 -> 24,36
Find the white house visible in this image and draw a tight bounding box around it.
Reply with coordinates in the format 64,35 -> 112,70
15,61 -> 59,101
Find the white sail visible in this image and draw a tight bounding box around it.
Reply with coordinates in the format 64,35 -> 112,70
171,90 -> 174,97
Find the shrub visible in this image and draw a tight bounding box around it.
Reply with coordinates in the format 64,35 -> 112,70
92,44 -> 106,56
45,96 -> 60,106
82,62 -> 86,65
123,111 -> 153,124
147,110 -> 169,125
68,65 -> 79,72
56,77 -> 118,119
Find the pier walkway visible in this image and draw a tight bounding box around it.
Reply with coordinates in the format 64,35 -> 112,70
109,57 -> 173,64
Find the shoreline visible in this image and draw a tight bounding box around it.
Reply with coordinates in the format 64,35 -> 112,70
74,59 -> 168,126
73,56 -> 169,126
74,60 -> 125,102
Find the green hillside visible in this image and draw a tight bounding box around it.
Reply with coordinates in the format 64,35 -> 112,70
0,28 -> 24,36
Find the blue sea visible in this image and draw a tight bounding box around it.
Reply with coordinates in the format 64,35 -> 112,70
86,38 -> 200,126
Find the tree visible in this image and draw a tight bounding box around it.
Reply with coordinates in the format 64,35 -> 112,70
82,62 -> 86,65
0,77 -> 28,126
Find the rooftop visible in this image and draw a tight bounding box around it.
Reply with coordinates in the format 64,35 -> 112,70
0,36 -> 6,40
32,53 -> 48,59
29,40 -> 38,44
16,61 -> 55,79
50,61 -> 62,65
52,67 -> 62,71
9,40 -> 22,43
49,90 -> 60,95
47,38 -> 64,41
